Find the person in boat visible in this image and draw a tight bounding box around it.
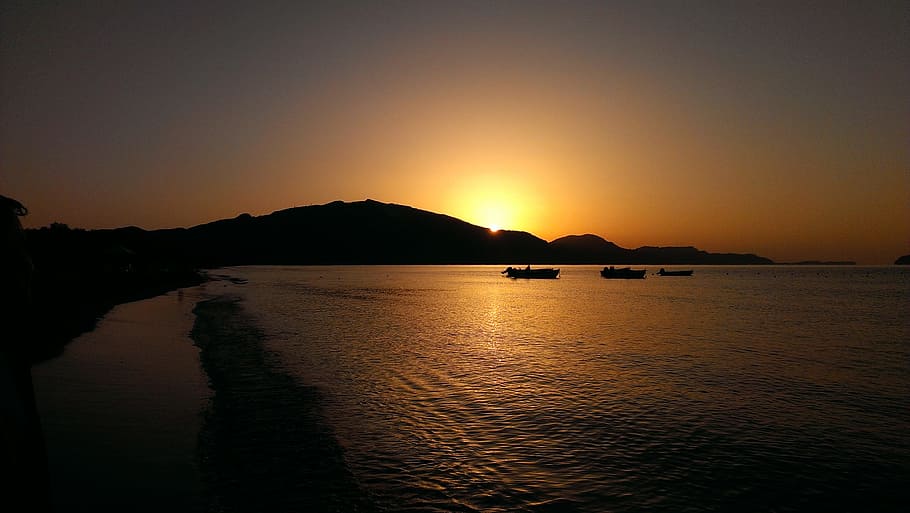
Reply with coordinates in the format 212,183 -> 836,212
526,264 -> 531,271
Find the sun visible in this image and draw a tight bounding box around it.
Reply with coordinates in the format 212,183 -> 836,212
444,171 -> 544,236
478,203 -> 508,233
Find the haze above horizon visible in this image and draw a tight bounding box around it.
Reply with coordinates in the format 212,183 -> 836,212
2,1 -> 907,264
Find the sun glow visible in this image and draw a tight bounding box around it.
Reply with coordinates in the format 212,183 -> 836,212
441,170 -> 551,236
478,203 -> 509,232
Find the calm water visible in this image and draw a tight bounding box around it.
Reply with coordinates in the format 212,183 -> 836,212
207,265 -> 909,512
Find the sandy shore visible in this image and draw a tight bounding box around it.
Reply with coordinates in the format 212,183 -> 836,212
30,275 -> 374,512
32,287 -> 211,512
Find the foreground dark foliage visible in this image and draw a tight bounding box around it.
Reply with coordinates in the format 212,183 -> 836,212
25,223 -> 204,363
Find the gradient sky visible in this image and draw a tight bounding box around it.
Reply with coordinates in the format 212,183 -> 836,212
2,0 -> 907,263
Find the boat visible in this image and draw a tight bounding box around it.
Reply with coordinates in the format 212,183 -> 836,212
502,266 -> 560,279
656,268 -> 694,276
600,266 -> 646,279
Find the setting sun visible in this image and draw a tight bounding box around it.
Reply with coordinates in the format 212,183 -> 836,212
477,202 -> 509,232
439,171 -> 553,237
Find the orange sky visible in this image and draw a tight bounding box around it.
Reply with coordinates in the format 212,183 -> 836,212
2,1 -> 908,263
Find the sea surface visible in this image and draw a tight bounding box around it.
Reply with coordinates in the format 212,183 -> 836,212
36,265 -> 910,512
208,265 -> 909,512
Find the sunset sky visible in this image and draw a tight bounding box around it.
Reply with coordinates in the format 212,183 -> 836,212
2,1 -> 907,263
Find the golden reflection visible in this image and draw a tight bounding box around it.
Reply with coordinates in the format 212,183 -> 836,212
483,298 -> 500,352
476,282 -> 509,357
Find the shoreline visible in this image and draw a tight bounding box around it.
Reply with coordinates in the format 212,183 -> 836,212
190,295 -> 375,512
32,272 -> 376,512
32,286 -> 211,512
28,268 -> 207,365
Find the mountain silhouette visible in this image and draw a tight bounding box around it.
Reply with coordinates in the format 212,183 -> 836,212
146,199 -> 551,265
28,199 -> 773,267
151,200 -> 772,265
896,255 -> 910,265
547,234 -> 772,265
627,245 -> 771,265
549,234 -> 632,263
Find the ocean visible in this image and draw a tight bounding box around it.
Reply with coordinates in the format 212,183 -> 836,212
35,265 -> 910,512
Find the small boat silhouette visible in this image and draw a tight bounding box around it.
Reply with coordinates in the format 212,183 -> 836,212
656,268 -> 694,276
600,266 -> 646,279
502,266 -> 560,279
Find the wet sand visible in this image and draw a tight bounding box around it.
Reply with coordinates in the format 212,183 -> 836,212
31,278 -> 374,512
32,288 -> 210,512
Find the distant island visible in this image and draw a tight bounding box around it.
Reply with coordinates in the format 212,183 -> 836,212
896,255 -> 910,265
22,199 -> 774,360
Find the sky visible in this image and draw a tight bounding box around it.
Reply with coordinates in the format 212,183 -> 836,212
2,0 -> 907,263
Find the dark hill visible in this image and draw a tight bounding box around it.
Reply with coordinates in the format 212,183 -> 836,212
549,234 -> 632,263
171,201 -> 771,265
548,234 -> 772,265
194,199 -> 550,265
896,255 -> 910,265
628,245 -> 772,265
135,199 -> 550,266
27,199 -> 775,268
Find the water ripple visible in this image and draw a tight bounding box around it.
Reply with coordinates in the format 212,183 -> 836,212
227,266 -> 909,512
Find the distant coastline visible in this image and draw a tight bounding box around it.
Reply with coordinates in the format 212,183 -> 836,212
778,261 -> 857,266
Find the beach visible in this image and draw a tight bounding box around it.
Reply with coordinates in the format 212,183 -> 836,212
32,287 -> 211,512
30,275 -> 374,512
